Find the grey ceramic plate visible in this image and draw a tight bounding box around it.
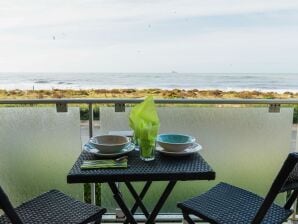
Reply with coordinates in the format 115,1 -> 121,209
83,142 -> 135,158
156,143 -> 202,157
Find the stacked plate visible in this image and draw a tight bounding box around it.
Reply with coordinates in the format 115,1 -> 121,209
156,134 -> 202,157
84,135 -> 135,158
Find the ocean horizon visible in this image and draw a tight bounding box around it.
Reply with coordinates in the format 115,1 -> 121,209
0,73 -> 297,93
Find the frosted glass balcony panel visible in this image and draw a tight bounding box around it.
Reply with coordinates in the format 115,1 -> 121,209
0,107 -> 82,206
99,107 -> 293,212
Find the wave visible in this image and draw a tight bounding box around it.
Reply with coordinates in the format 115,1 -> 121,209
0,72 -> 297,93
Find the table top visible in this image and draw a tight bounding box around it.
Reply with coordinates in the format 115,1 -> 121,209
67,150 -> 215,183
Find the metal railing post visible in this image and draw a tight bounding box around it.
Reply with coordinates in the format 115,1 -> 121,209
88,103 -> 96,205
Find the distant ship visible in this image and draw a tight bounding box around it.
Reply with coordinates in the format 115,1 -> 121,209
171,70 -> 178,74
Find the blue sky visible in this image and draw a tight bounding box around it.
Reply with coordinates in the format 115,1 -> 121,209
0,0 -> 298,73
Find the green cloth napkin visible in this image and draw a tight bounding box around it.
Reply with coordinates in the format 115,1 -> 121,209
80,159 -> 128,170
129,96 -> 160,157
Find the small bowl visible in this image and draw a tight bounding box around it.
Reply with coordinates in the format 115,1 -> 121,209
156,134 -> 195,152
89,135 -> 129,154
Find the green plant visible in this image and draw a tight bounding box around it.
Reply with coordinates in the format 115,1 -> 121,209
84,183 -> 101,205
79,106 -> 100,120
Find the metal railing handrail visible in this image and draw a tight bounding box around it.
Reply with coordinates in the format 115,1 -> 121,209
0,98 -> 298,105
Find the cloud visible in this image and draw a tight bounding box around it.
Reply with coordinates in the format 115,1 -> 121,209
0,0 -> 298,72
1,0 -> 298,28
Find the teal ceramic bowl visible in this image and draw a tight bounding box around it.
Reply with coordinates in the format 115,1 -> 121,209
156,134 -> 195,152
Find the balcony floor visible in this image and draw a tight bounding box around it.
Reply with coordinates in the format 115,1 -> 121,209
101,214 -> 297,223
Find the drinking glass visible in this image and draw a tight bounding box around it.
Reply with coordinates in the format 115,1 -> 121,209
139,138 -> 155,161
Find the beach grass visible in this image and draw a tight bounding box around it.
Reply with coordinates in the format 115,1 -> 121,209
1,88 -> 298,99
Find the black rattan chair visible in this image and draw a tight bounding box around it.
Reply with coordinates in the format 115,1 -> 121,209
0,187 -> 106,224
178,152 -> 298,224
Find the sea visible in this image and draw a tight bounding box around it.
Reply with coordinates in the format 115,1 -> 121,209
0,73 -> 297,93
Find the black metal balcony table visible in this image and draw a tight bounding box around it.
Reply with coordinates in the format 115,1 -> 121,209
67,150 -> 215,224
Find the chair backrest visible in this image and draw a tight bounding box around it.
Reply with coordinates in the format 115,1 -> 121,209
280,162 -> 298,192
0,186 -> 23,224
252,152 -> 298,224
